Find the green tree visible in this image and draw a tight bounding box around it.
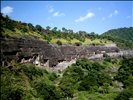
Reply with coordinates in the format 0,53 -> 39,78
56,40 -> 62,45
35,24 -> 42,31
75,42 -> 82,46
62,27 -> 66,32
22,27 -> 28,33
28,23 -> 35,31
46,26 -> 51,31
114,58 -> 133,100
48,72 -> 57,81
32,79 -> 61,100
78,75 -> 98,92
115,87 -> 133,100
0,13 -> 5,35
4,15 -> 15,31
53,27 -> 57,31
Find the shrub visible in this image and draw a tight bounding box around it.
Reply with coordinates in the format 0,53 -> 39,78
104,57 -> 111,62
32,79 -> 61,100
75,42 -> 82,46
103,53 -> 109,58
56,40 -> 62,45
48,72 -> 57,81
22,27 -> 28,33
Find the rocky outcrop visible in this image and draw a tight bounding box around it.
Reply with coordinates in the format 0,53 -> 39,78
89,50 -> 133,61
1,36 -> 132,71
1,36 -> 64,67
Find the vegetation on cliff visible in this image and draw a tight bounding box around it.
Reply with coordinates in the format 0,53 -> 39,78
0,13 -> 113,46
101,27 -> 133,49
1,13 -> 133,48
1,58 -> 133,100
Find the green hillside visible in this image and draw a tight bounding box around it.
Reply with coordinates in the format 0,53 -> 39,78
102,27 -> 133,40
1,58 -> 133,100
0,13 -> 113,46
1,13 -> 133,100
1,13 -> 133,49
101,27 -> 133,49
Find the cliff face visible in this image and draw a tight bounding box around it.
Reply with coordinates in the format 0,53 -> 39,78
1,36 -> 131,69
1,36 -> 64,67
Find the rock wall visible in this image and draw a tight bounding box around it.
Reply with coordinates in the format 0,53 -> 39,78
88,50 -> 133,61
1,36 -> 132,71
1,36 -> 63,67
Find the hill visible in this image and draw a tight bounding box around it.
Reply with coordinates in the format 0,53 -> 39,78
101,27 -> 133,49
102,27 -> 133,40
0,13 -> 113,46
1,13 -> 133,49
1,58 -> 133,100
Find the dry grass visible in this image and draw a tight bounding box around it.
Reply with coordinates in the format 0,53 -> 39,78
3,28 -> 114,45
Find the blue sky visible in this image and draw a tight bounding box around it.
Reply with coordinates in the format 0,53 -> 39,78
1,1 -> 133,34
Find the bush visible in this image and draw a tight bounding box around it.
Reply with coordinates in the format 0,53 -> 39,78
115,87 -> 133,100
75,42 -> 82,46
60,85 -> 74,98
103,53 -> 109,58
56,40 -> 62,45
104,57 -> 111,62
48,72 -> 57,81
20,64 -> 46,80
114,58 -> 133,100
78,75 -> 98,92
32,79 -> 61,100
22,27 -> 28,33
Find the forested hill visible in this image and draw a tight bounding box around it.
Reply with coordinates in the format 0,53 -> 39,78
101,27 -> 133,49
102,27 -> 133,41
1,13 -> 133,49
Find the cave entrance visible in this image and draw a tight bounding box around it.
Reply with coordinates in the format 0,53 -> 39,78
43,59 -> 49,67
43,59 -> 49,63
33,54 -> 39,60
58,59 -> 64,63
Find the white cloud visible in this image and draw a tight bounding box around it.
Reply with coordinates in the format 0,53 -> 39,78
126,16 -> 131,19
108,10 -> 118,18
49,8 -> 54,13
46,4 -> 51,8
109,13 -> 112,18
1,6 -> 13,15
98,7 -> 102,10
101,17 -> 105,21
47,4 -> 65,17
53,12 -> 65,17
46,5 -> 54,13
114,10 -> 118,15
75,12 -> 95,22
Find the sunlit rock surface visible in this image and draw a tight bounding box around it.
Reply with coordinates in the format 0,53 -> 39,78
1,36 -> 133,71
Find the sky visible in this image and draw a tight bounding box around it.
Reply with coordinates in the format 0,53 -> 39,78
1,1 -> 133,34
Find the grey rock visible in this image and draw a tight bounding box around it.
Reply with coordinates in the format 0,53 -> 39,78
1,36 -> 133,71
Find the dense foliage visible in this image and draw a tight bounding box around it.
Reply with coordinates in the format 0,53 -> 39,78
102,27 -> 133,49
1,64 -> 62,100
2,58 -> 133,100
114,58 -> 133,100
103,27 -> 133,41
